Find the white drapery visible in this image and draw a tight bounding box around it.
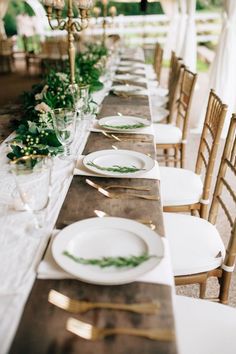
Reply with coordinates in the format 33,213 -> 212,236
0,0 -> 9,39
160,0 -> 179,60
176,0 -> 187,56
180,0 -> 197,72
208,0 -> 236,136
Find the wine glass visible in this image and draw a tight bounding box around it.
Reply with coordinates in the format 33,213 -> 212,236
52,108 -> 76,157
9,155 -> 52,230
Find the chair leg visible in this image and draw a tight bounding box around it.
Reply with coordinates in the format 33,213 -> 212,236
199,281 -> 207,298
164,149 -> 169,167
199,204 -> 208,220
180,143 -> 186,169
219,272 -> 231,305
174,148 -> 178,167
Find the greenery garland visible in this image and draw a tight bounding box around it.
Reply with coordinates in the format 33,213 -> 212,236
7,44 -> 108,162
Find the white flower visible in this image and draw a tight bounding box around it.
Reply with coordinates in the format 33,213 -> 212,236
35,85 -> 49,101
55,72 -> 68,82
35,102 -> 51,113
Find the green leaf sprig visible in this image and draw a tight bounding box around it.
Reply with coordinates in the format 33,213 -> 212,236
86,161 -> 145,173
101,123 -> 146,130
63,251 -> 156,268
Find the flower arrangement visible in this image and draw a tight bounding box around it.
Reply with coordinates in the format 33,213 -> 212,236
7,43 -> 108,162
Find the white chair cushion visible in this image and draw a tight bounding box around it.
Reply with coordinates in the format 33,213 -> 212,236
151,106 -> 169,122
160,167 -> 203,206
175,295 -> 236,354
155,87 -> 168,97
164,213 -> 225,276
154,124 -> 182,144
149,92 -> 168,107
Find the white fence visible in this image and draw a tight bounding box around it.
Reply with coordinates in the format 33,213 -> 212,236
82,12 -> 221,47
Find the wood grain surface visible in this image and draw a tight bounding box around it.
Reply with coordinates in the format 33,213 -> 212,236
9,75 -> 178,354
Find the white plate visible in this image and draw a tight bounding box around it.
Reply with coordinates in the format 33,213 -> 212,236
52,217 -> 164,285
112,85 -> 142,94
114,74 -> 142,82
119,61 -> 145,68
83,149 -> 155,177
116,67 -> 145,74
98,116 -> 150,132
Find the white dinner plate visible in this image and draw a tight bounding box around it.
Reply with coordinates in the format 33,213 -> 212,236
52,217 -> 164,285
114,74 -> 142,82
116,66 -> 145,74
98,116 -> 150,132
112,84 -> 143,94
119,61 -> 145,68
83,149 -> 155,177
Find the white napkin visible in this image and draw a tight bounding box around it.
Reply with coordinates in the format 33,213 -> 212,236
90,119 -> 154,136
37,231 -> 174,287
74,156 -> 161,180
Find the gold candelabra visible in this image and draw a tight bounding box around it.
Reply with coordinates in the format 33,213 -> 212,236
42,0 -> 94,85
99,0 -> 117,45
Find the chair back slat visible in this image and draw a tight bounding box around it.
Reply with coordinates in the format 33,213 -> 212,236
0,38 -> 13,55
195,90 -> 228,217
168,58 -> 185,122
208,115 -> 236,303
153,42 -> 163,82
209,115 -> 236,226
175,68 -> 197,141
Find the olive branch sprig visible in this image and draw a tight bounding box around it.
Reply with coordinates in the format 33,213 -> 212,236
86,161 -> 145,173
63,251 -> 157,268
101,123 -> 146,130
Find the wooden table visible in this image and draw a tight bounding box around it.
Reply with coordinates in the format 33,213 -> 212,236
9,93 -> 178,354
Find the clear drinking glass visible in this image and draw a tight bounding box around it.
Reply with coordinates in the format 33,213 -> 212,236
70,84 -> 90,120
52,108 -> 76,157
10,155 -> 52,229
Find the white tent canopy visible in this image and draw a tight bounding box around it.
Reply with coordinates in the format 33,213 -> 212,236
208,0 -> 236,136
180,0 -> 197,72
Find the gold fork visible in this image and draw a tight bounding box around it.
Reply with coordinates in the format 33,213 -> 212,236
85,178 -> 150,192
49,290 -> 160,315
66,318 -> 175,341
86,179 -> 159,201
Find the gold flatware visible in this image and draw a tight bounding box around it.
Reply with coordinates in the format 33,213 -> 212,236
101,131 -> 152,143
101,131 -> 122,142
49,290 -> 160,315
94,209 -> 156,230
86,179 -> 159,201
66,318 -> 175,341
85,179 -> 150,192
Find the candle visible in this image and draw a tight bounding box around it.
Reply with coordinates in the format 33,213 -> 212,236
53,0 -> 65,10
43,0 -> 54,6
109,6 -> 117,17
74,0 -> 94,10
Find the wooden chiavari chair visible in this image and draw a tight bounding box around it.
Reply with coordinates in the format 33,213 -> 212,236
41,38 -> 68,73
164,114 -> 236,301
175,295 -> 236,354
153,42 -> 163,83
151,51 -> 183,123
154,67 -> 197,168
0,38 -> 14,73
161,89 -> 228,219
